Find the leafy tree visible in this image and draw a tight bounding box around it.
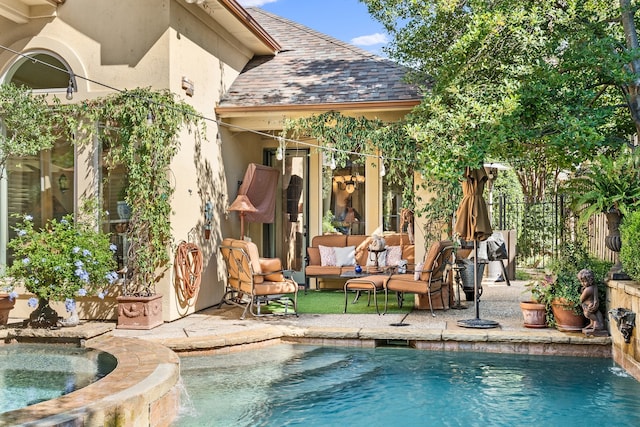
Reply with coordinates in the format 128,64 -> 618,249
361,0 -> 639,202
0,83 -> 62,177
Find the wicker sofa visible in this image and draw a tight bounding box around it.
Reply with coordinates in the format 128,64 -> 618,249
305,233 -> 415,289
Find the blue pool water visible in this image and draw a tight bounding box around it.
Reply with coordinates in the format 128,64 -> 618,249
0,344 -> 117,414
175,344 -> 640,427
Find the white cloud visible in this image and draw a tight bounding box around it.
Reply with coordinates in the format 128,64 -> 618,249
350,33 -> 388,46
237,0 -> 278,7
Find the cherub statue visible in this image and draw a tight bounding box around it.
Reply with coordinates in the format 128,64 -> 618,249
578,268 -> 608,336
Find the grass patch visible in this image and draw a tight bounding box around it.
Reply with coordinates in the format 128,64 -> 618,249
266,290 -> 414,315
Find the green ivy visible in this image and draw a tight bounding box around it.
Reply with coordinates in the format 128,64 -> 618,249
282,111 -> 417,210
620,209 -> 640,282
78,88 -> 203,296
0,83 -> 63,176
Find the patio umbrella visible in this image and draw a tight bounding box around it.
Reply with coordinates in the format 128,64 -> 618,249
454,167 -> 499,329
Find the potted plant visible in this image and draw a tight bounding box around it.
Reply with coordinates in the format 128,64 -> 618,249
5,212 -> 118,328
0,288 -> 18,327
567,147 -> 640,278
90,88 -> 201,329
534,242 -> 611,331
521,277 -> 549,328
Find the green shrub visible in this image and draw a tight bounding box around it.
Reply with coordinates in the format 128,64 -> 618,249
528,241 -> 611,325
620,210 -> 640,282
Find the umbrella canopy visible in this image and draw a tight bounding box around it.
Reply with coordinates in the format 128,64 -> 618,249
454,167 -> 493,242
454,166 -> 499,329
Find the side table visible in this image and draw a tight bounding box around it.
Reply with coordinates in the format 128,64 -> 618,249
343,275 -> 388,315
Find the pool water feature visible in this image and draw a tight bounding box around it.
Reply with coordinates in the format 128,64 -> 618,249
176,344 -> 640,426
0,343 -> 116,414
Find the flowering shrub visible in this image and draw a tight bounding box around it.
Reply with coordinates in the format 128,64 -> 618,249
7,214 -> 118,304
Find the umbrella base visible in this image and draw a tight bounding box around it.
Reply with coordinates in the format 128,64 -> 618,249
457,318 -> 500,329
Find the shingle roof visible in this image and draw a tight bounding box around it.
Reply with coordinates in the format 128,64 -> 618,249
218,8 -> 421,108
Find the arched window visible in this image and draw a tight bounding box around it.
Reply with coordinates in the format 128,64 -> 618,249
4,50 -> 75,93
1,51 -> 76,265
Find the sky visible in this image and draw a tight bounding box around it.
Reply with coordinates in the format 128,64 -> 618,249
236,0 -> 389,56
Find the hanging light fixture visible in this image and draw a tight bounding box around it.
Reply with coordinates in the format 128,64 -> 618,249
333,172 -> 365,193
66,79 -> 74,100
276,136 -> 285,161
330,153 -> 337,170
380,157 -> 386,177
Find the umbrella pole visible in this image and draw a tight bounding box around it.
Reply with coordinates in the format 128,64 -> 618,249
474,239 -> 480,320
457,238 -> 499,329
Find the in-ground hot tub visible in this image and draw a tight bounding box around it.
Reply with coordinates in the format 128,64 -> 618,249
0,324 -> 180,426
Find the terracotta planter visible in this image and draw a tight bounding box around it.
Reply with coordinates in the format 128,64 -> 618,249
0,294 -> 16,326
520,301 -> 547,328
551,299 -> 587,332
116,294 -> 163,330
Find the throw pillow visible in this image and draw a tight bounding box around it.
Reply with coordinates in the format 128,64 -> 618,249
319,245 -> 336,266
334,246 -> 356,266
386,245 -> 402,266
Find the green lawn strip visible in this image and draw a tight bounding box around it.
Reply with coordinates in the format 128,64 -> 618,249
264,290 -> 413,315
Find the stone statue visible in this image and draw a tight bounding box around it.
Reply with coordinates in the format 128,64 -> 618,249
578,268 -> 608,336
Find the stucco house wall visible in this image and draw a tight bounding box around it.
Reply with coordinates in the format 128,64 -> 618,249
0,0 -> 266,321
1,0 -> 423,323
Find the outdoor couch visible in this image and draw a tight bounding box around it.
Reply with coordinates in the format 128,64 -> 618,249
305,233 -> 415,282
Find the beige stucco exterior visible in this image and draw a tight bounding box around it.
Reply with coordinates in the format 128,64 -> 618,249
0,0 -> 422,323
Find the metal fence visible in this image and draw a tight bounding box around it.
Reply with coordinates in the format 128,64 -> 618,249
488,195 -> 613,270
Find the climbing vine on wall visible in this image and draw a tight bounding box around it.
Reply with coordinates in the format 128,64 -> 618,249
282,111 -> 417,209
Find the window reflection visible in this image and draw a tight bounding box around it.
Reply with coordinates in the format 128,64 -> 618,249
324,156 -> 365,235
5,138 -> 74,263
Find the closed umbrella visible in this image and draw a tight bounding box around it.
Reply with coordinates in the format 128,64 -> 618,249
454,167 -> 499,329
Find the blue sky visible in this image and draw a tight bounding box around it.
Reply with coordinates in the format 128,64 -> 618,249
237,0 -> 389,55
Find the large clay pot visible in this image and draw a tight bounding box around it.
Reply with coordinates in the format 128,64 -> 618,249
605,209 -> 628,279
116,294 -> 163,330
0,294 -> 16,326
520,301 -> 547,328
551,299 -> 587,332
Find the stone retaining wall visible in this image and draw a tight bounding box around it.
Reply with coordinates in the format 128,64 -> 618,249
607,280 -> 640,381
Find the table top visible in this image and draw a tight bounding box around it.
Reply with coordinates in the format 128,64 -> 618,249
340,271 -> 370,278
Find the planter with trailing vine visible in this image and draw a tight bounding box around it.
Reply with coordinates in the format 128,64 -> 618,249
551,298 -> 587,332
88,88 -> 201,329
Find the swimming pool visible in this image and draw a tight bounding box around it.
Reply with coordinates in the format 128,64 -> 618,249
175,344 -> 640,426
0,343 -> 116,414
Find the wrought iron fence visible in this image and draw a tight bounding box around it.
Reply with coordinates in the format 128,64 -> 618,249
488,194 -> 613,270
489,195 -> 564,270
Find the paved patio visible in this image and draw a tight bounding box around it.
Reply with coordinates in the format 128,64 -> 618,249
110,279 -> 612,357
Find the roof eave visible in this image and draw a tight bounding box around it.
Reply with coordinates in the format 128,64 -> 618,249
215,99 -> 421,118
216,0 -> 281,53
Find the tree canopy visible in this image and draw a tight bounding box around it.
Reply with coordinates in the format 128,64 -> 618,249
362,0 -> 640,202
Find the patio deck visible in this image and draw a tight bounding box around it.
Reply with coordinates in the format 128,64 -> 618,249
111,278 -> 612,358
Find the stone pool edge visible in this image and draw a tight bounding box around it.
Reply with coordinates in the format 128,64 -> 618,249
157,324 -> 612,359
0,334 -> 180,427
